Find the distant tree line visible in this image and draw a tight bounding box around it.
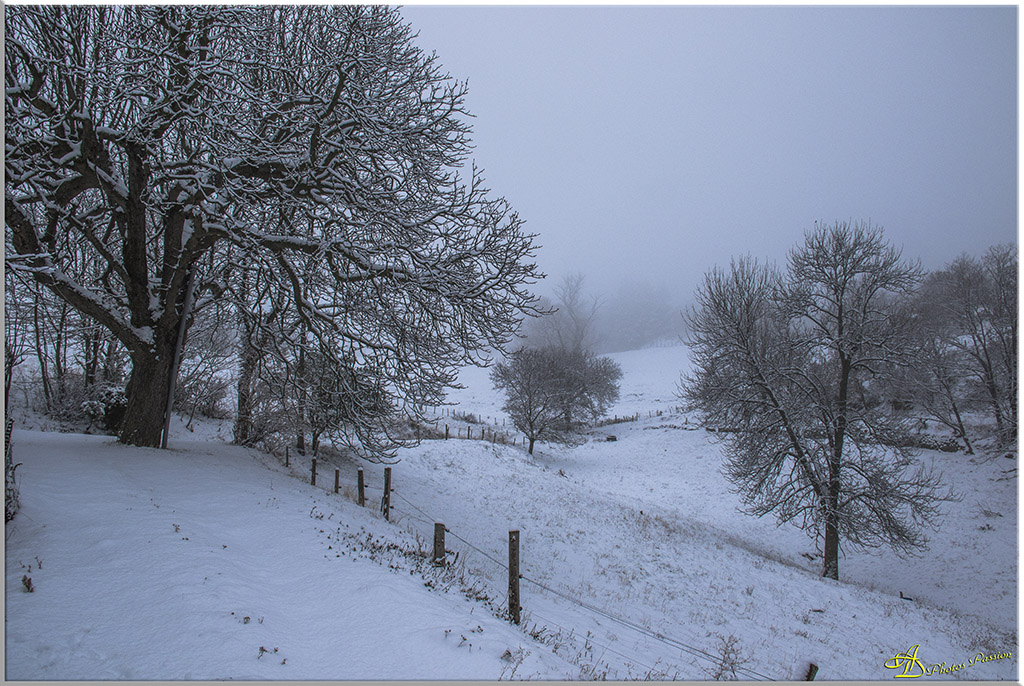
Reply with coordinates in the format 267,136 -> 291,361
902,245 -> 1017,451
519,273 -> 688,354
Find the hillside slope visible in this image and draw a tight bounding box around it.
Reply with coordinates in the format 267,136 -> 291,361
5,345 -> 1017,680
4,430 -> 578,680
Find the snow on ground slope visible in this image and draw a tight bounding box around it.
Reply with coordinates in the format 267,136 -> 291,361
416,345 -> 1017,679
6,344 -> 1017,680
4,431 -> 578,680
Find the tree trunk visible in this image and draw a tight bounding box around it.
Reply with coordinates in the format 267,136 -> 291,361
161,269 -> 197,450
984,372 -> 1007,443
822,502 -> 840,580
233,338 -> 256,445
83,330 -> 100,387
528,436 -> 535,455
5,350 -> 16,410
119,348 -> 174,447
823,357 -> 851,581
102,339 -> 120,383
33,300 -> 52,410
295,341 -> 307,456
949,398 -> 974,455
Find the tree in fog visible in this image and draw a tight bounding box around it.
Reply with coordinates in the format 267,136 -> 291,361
919,247 -> 1017,446
905,333 -> 976,454
6,6 -> 542,450
683,222 -> 956,580
492,346 -> 621,454
903,276 -> 977,454
523,273 -> 600,352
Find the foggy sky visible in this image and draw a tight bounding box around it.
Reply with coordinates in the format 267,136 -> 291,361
400,5 -> 1018,303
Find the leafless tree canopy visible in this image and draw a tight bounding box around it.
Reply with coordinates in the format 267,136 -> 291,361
492,346 -> 621,455
6,6 -> 543,450
683,222 -> 956,580
521,273 -> 600,352
914,246 -> 1017,446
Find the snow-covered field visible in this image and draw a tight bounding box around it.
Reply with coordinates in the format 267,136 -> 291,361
5,346 -> 1018,680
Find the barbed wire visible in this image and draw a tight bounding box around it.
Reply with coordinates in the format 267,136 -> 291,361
389,493 -> 509,573
389,495 -> 674,678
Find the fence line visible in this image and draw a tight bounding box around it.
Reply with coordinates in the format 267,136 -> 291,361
297,455 -> 778,680
378,470 -> 775,681
522,606 -> 667,678
387,492 -> 666,676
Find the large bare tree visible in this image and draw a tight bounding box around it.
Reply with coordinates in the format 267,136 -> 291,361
683,222 -> 956,580
6,6 -> 542,448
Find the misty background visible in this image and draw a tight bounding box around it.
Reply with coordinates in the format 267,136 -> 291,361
401,5 -> 1017,352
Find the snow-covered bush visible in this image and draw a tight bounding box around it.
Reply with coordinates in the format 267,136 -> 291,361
80,385 -> 128,435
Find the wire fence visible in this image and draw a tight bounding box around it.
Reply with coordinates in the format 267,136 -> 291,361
297,450 -> 779,681
382,472 -> 776,681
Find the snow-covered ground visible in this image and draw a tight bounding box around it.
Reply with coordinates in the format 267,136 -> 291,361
5,345 -> 1018,680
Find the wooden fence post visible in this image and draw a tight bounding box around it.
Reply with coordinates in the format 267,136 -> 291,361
285,446 -> 290,467
445,425 -> 449,440
508,530 -> 520,624
334,468 -> 340,494
311,458 -> 317,486
433,523 -> 446,565
357,468 -> 365,507
383,467 -> 392,521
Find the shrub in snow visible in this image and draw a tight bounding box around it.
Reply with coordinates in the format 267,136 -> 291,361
84,386 -> 127,435
703,634 -> 748,681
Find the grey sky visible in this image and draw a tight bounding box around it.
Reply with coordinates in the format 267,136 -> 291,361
400,5 -> 1017,302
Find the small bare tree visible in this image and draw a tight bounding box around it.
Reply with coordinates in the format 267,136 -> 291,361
492,346 -> 621,454
683,222 -> 956,580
